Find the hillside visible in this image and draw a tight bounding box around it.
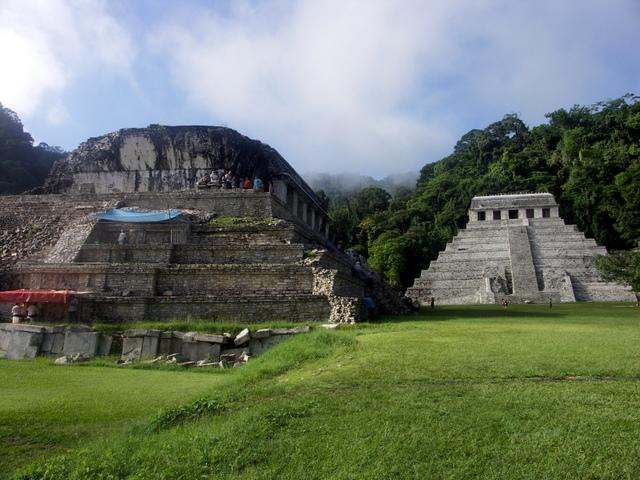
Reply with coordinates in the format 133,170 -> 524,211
0,103 -> 65,194
340,95 -> 640,290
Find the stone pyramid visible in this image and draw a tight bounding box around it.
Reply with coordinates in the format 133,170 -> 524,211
407,193 -> 635,305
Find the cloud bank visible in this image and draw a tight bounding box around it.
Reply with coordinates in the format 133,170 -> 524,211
1,0 -> 638,175
0,0 -> 135,120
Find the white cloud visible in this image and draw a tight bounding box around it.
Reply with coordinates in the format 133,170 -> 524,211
149,0 -> 639,174
46,100 -> 70,126
149,0 -> 462,175
0,0 -> 136,122
1,0 -> 637,174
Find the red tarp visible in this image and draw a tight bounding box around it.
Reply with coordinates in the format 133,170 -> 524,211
0,289 -> 76,304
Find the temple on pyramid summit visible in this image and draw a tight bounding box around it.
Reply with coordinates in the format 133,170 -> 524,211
0,125 -> 409,325
406,193 -> 635,305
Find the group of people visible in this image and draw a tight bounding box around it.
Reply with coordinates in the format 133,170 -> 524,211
10,298 -> 78,324
196,169 -> 271,192
11,303 -> 40,324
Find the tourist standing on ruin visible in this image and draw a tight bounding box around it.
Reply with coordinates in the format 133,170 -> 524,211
68,297 -> 79,322
11,303 -> 25,324
253,177 -> 263,191
118,229 -> 128,245
197,172 -> 211,186
210,171 -> 222,188
223,171 -> 233,189
26,303 -> 40,322
242,177 -> 252,189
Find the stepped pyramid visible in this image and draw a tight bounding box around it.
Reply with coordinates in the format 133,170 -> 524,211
407,193 -> 635,305
7,193 -> 366,323
1,125 -> 409,323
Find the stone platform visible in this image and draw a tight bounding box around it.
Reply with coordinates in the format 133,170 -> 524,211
2,192 -> 408,323
407,193 -> 635,305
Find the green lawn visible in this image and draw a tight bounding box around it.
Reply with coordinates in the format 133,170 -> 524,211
0,359 -> 231,476
3,303 -> 640,479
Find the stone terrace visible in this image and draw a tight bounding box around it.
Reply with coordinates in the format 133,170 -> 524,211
2,191 -> 408,323
407,193 -> 635,305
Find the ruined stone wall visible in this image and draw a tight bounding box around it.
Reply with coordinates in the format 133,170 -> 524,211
14,264 -> 318,297
85,296 -> 331,323
76,243 -> 304,265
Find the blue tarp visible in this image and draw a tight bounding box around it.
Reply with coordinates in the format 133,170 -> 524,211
95,209 -> 184,223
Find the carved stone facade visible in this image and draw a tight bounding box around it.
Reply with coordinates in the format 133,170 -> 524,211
407,193 -> 635,305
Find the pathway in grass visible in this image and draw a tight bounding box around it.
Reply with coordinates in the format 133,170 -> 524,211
6,303 -> 640,479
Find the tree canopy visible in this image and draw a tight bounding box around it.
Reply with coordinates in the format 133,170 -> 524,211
0,103 -> 65,194
326,95 -> 640,290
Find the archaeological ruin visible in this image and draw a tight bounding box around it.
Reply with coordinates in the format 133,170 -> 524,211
407,193 -> 636,305
0,125 -> 409,328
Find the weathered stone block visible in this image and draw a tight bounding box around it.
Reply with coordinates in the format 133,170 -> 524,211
63,331 -> 99,357
254,328 -> 271,338
289,326 -> 310,334
124,329 -> 161,338
0,324 -> 45,359
98,334 -> 113,356
234,328 -> 251,346
141,335 -> 159,360
194,333 -> 226,344
40,326 -> 66,354
121,336 -> 143,361
181,341 -> 221,362
270,328 -> 293,335
157,331 -> 174,355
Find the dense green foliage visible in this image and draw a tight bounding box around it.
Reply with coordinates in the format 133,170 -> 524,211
0,103 -> 64,194
596,250 -> 640,293
329,95 -> 640,289
5,303 -> 640,479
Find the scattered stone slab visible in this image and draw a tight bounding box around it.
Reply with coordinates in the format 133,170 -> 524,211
234,328 -> 251,346
194,333 -> 226,344
320,323 -> 339,329
253,328 -> 271,338
55,353 -> 90,364
289,326 -> 310,334
117,326 -> 312,366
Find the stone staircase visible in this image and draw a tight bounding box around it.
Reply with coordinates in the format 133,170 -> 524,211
407,201 -> 635,305
11,218 -> 368,323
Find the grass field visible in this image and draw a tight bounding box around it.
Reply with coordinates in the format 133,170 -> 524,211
2,303 -> 640,479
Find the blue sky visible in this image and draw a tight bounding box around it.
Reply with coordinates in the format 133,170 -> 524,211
1,0 -> 638,177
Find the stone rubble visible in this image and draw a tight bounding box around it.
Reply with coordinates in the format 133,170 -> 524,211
120,326 -> 311,367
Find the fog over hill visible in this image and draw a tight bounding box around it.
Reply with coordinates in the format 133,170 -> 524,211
303,171 -> 419,197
